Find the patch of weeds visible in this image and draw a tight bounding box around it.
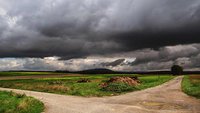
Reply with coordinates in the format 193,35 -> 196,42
101,82 -> 137,93
47,81 -> 63,85
8,91 -> 25,98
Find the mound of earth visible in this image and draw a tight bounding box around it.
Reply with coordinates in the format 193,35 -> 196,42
100,76 -> 140,88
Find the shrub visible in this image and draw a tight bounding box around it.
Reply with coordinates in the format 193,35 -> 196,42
47,81 -> 63,85
77,78 -> 91,83
101,82 -> 136,93
9,91 -> 26,98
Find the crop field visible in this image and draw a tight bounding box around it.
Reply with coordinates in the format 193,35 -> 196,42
0,91 -> 44,113
182,75 -> 200,99
0,74 -> 174,97
0,72 -> 63,77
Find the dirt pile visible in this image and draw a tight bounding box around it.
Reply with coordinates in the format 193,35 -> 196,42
100,76 -> 140,88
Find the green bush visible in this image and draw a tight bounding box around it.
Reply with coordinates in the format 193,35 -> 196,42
101,83 -> 136,93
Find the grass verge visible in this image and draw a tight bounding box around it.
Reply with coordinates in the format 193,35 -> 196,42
0,74 -> 174,97
0,91 -> 44,113
136,75 -> 174,90
182,75 -> 200,99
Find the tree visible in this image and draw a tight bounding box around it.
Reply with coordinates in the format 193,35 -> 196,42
171,65 -> 183,75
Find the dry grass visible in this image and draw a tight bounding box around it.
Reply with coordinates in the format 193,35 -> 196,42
33,84 -> 70,93
9,91 -> 26,98
190,75 -> 200,79
17,98 -> 29,110
189,75 -> 200,84
47,85 -> 70,92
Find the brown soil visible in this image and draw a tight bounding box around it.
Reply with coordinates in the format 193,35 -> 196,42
190,75 -> 200,79
100,76 -> 140,88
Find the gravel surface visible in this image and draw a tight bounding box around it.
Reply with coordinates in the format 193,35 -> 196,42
0,76 -> 200,113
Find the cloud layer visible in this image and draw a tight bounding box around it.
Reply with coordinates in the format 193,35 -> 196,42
1,43 -> 200,71
0,0 -> 200,71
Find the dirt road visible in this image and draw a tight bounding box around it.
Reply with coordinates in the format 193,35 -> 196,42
0,76 -> 200,113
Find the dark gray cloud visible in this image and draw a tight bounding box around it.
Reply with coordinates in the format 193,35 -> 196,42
0,0 -> 200,59
123,44 -> 200,71
0,0 -> 200,71
1,44 -> 200,71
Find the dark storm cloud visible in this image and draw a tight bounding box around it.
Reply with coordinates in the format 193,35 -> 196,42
112,23 -> 200,51
120,44 -> 200,71
0,0 -> 200,60
120,44 -> 199,66
106,0 -> 200,51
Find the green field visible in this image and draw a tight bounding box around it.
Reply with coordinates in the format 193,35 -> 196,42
0,72 -> 62,76
182,75 -> 200,99
0,74 -> 174,97
0,91 -> 44,113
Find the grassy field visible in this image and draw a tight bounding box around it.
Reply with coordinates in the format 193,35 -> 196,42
182,75 -> 200,99
0,72 -> 62,77
0,91 -> 44,113
0,74 -> 174,97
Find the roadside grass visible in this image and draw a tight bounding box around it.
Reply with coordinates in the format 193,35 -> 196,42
0,74 -> 174,97
0,72 -> 63,77
136,75 -> 174,90
182,75 -> 200,99
0,91 -> 44,113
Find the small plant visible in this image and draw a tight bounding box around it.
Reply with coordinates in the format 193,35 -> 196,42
15,93 -> 26,98
77,78 -> 91,83
101,82 -> 136,93
47,81 -> 63,85
9,91 -> 26,98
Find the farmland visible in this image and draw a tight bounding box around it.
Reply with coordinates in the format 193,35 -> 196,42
0,71 -> 63,77
182,75 -> 200,99
0,91 -> 44,113
0,73 -> 174,97
1,73 -> 200,113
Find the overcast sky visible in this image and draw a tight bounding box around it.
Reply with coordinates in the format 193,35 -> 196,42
0,0 -> 200,71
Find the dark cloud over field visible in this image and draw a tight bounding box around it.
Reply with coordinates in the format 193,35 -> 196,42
0,0 -> 200,71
